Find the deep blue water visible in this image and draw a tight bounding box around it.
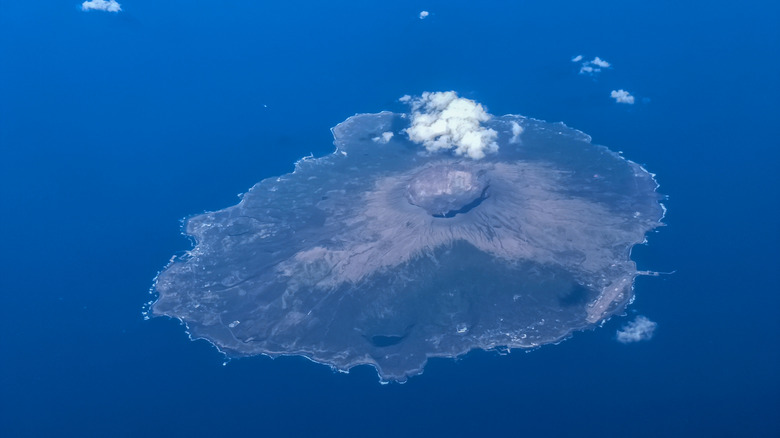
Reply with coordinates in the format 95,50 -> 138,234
1,1 -> 778,436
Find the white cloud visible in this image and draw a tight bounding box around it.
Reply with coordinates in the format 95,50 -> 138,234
611,89 -> 635,104
509,121 -> 523,143
372,132 -> 394,144
577,56 -> 611,75
419,10 -> 429,19
81,0 -> 121,12
616,316 -> 657,343
591,57 -> 610,68
403,91 -> 498,160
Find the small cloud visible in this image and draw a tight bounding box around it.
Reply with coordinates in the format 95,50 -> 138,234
419,10 -> 430,19
590,57 -> 610,68
611,89 -> 635,104
577,56 -> 611,75
616,316 -> 657,343
81,0 -> 121,12
372,132 -> 394,144
403,91 -> 498,160
509,121 -> 523,143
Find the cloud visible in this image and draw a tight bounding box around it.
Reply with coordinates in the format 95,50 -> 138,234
577,56 -> 611,74
509,121 -> 523,143
616,316 -> 657,343
403,91 -> 498,160
611,89 -> 635,104
81,0 -> 121,12
419,10 -> 429,19
372,132 -> 394,144
590,57 -> 610,68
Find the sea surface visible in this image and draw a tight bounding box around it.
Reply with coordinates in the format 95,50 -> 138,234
1,1 -> 778,436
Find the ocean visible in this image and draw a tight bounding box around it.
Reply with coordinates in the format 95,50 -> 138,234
1,0 -> 778,436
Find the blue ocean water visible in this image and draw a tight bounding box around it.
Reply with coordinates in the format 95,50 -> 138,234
1,1 -> 778,436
